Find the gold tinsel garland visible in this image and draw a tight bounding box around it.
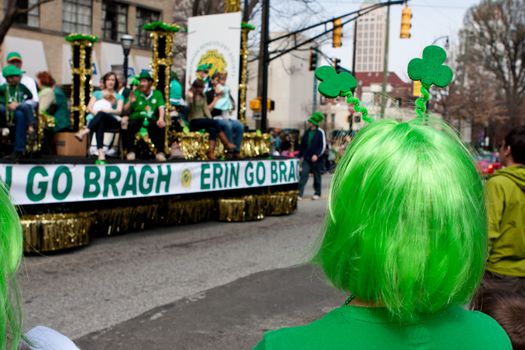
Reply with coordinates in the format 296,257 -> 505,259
21,190 -> 298,253
238,26 -> 251,123
69,40 -> 95,130
149,30 -> 175,155
171,131 -> 271,160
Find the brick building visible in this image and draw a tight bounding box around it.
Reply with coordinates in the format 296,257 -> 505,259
0,0 -> 174,85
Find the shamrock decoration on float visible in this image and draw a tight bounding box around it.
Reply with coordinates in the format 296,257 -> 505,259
407,45 -> 453,119
315,66 -> 357,98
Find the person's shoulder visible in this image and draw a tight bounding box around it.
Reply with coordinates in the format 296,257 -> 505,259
93,90 -> 103,99
446,308 -> 512,348
153,89 -> 164,99
115,92 -> 124,101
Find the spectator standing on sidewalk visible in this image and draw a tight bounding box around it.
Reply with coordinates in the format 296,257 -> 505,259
473,127 -> 525,306
298,112 -> 325,200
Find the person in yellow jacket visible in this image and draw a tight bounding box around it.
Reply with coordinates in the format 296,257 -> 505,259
480,127 -> 525,299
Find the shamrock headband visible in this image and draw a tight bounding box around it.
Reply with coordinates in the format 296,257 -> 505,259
314,66 -> 372,123
407,45 -> 453,119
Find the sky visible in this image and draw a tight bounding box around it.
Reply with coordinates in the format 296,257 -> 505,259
272,0 -> 480,81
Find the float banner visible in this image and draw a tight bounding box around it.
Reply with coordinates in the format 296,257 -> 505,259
0,159 -> 299,205
186,12 -> 241,116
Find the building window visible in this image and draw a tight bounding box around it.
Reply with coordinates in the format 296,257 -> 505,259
135,7 -> 161,47
9,0 -> 39,27
102,1 -> 128,42
63,0 -> 92,34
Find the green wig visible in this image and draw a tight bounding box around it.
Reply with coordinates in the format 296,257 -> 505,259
0,184 -> 23,348
314,117 -> 487,320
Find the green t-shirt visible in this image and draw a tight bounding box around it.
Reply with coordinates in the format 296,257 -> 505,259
0,83 -> 33,105
253,305 -> 511,350
130,89 -> 165,120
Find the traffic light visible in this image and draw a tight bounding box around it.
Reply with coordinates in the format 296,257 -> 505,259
333,58 -> 341,73
309,50 -> 318,71
332,18 -> 343,48
400,5 -> 412,39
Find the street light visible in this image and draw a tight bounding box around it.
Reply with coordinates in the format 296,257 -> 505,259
432,35 -> 450,49
120,34 -> 134,87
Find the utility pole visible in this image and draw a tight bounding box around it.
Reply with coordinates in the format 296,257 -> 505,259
380,4 -> 390,119
257,0 -> 270,131
352,20 -> 358,74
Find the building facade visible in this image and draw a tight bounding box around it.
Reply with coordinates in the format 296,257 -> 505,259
0,0 -> 174,85
354,1 -> 386,73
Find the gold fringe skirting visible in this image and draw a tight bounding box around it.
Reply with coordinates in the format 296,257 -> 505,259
21,190 -> 298,253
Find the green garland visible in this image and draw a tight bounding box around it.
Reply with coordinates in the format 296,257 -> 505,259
241,22 -> 256,30
143,21 -> 180,33
65,33 -> 99,43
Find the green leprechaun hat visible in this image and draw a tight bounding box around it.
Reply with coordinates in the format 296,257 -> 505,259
308,112 -> 324,126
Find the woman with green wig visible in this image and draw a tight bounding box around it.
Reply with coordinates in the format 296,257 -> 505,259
254,46 -> 512,349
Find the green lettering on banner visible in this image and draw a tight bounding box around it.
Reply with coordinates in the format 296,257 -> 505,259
26,166 -> 48,202
201,164 -> 211,190
103,166 -> 122,197
256,162 -> 265,185
3,166 -> 12,190
270,162 -> 278,184
139,165 -> 154,195
83,166 -> 101,199
289,160 -> 297,182
213,163 -> 223,189
279,161 -> 287,183
229,163 -> 239,187
245,162 -> 254,186
224,163 -> 229,188
156,165 -> 171,194
52,166 -> 72,200
121,166 -> 137,196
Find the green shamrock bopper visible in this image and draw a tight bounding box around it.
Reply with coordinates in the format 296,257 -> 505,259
314,66 -> 372,123
407,45 -> 453,119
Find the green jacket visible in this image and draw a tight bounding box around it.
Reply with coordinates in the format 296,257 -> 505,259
0,83 -> 33,105
129,89 -> 165,121
486,165 -> 525,276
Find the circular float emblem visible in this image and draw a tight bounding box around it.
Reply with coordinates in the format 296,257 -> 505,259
198,49 -> 227,76
181,169 -> 192,188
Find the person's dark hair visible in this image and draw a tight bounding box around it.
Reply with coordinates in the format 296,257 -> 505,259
192,79 -> 205,89
101,72 -> 120,91
477,289 -> 525,350
211,72 -> 221,81
504,126 -> 525,164
36,71 -> 55,87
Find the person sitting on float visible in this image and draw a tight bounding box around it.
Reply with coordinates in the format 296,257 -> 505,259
124,70 -> 167,162
0,65 -> 35,160
254,47 -> 513,349
6,52 -> 38,109
75,72 -> 124,164
207,72 -> 244,159
186,79 -> 235,160
36,71 -> 70,133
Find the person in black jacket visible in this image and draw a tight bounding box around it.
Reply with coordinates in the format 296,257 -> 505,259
298,112 -> 326,200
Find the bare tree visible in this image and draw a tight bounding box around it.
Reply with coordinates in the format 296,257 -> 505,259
0,0 -> 54,45
460,0 -> 525,128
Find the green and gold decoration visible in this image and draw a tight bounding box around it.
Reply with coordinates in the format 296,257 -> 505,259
238,22 -> 256,123
65,33 -> 98,130
144,21 -> 179,154
22,190 -> 297,253
170,131 -> 270,160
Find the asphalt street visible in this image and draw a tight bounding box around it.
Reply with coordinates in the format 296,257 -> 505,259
18,174 -> 336,348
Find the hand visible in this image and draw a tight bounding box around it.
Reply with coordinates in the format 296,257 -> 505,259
129,93 -> 137,103
27,125 -> 35,134
156,118 -> 166,128
187,90 -> 194,99
8,102 -> 18,111
311,155 -> 318,162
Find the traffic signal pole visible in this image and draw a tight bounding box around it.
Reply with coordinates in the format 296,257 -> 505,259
380,4 -> 390,119
257,0 -> 270,131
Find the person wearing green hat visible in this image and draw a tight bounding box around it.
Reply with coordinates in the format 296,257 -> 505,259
196,63 -> 213,93
0,64 -> 36,160
6,51 -> 39,108
298,112 -> 326,200
125,70 -> 167,161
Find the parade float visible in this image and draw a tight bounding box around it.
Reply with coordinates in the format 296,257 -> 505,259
0,15 -> 298,254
